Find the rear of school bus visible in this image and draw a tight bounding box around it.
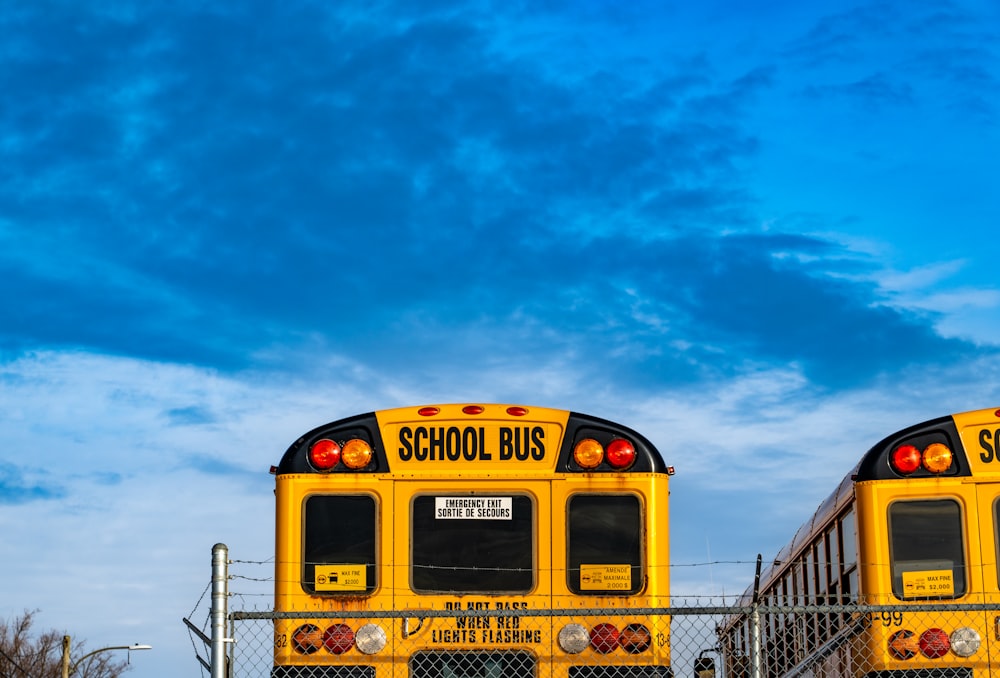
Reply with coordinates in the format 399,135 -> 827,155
272,404 -> 673,678
852,406 -> 1000,677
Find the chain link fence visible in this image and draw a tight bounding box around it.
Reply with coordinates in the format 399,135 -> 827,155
216,603 -> 998,678
188,548 -> 999,678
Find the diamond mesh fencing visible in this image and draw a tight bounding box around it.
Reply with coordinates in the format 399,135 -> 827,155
206,600 -> 1000,678
227,604 -> 692,678
714,596 -> 998,678
187,555 -> 999,678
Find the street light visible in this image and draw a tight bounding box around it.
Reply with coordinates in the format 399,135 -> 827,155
61,635 -> 152,678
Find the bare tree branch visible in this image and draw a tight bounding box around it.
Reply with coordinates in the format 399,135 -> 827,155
0,611 -> 131,678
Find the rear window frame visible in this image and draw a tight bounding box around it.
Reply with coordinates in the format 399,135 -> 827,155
410,492 -> 536,594
566,492 -> 646,595
301,492 -> 379,596
887,497 -> 966,600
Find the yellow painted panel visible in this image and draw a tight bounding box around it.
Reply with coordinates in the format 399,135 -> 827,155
376,404 -> 569,473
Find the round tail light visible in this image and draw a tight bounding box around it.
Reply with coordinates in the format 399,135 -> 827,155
355,624 -> 387,654
922,443 -> 953,474
890,445 -> 921,474
310,439 -> 341,471
620,623 -> 651,653
950,627 -> 981,657
573,439 -> 604,469
324,623 -> 355,654
558,624 -> 590,654
342,438 -> 374,469
606,439 -> 636,469
292,624 -> 323,654
919,628 -> 950,658
887,629 -> 917,660
590,623 -> 620,653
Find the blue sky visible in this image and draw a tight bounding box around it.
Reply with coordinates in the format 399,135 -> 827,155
1,0 -> 998,675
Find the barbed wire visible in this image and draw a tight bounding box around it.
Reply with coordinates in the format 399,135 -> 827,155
226,557 -> 770,569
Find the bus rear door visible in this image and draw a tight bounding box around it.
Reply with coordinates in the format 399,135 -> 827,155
392,480 -> 554,678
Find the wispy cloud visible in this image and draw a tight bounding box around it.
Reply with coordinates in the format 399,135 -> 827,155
0,462 -> 65,504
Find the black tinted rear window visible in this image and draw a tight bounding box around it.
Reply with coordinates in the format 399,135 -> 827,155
568,494 -> 643,594
303,494 -> 377,595
412,495 -> 534,593
889,499 -> 965,599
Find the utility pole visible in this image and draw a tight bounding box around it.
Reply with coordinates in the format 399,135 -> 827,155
61,635 -> 71,678
60,635 -> 151,677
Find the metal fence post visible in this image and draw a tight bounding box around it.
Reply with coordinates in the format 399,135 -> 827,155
211,543 -> 230,678
750,554 -> 763,678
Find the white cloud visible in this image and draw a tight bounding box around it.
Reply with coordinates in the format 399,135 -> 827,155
876,259 -> 968,292
784,229 -> 1000,346
875,262 -> 1000,344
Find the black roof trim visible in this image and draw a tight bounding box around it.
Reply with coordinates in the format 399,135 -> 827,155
275,412 -> 388,475
854,415 -> 968,481
556,411 -> 668,473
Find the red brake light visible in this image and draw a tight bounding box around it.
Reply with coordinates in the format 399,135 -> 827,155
919,628 -> 950,658
418,407 -> 440,416
310,439 -> 341,471
324,623 -> 355,654
606,439 -> 636,469
506,406 -> 528,416
890,445 -> 921,475
463,405 -> 485,415
590,623 -> 620,653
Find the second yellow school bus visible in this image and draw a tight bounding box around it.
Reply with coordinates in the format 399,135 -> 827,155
719,406 -> 1000,677
271,403 -> 674,678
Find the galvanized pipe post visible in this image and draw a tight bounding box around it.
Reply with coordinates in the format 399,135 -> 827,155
750,554 -> 763,678
211,543 -> 230,678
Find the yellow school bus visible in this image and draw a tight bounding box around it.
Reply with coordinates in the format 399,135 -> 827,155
718,406 -> 1000,677
271,403 -> 674,678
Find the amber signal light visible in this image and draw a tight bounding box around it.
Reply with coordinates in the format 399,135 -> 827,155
341,439 -> 374,469
292,623 -> 323,654
573,438 -> 604,469
922,443 -> 953,473
620,623 -> 652,653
